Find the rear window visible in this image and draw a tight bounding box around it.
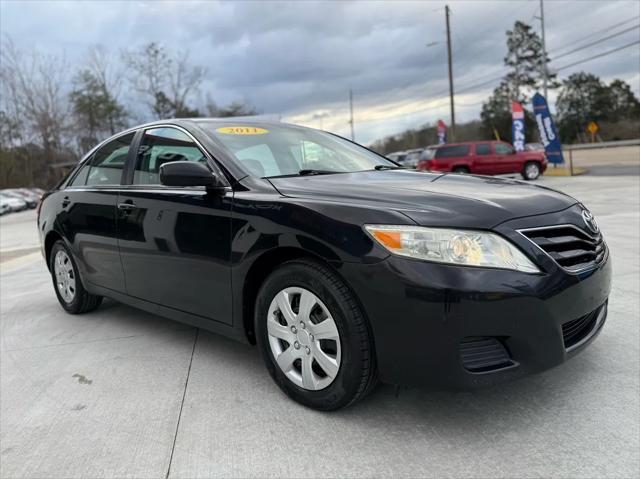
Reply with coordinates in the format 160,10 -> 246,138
475,143 -> 491,155
434,145 -> 470,158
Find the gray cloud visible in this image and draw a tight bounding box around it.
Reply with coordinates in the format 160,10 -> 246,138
1,0 -> 638,143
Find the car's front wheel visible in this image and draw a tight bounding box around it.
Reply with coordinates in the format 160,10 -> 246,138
522,161 -> 541,180
255,259 -> 377,410
50,240 -> 103,314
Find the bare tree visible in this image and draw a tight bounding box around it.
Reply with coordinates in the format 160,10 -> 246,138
0,36 -> 72,186
122,43 -> 205,119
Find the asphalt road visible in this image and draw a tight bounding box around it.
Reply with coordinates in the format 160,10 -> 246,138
1,175 -> 638,478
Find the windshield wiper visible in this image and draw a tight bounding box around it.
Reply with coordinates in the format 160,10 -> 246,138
298,169 -> 337,176
373,165 -> 408,170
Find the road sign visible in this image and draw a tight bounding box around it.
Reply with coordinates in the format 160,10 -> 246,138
587,121 -> 599,143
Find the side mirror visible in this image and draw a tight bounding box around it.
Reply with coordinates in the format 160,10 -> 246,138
160,161 -> 220,188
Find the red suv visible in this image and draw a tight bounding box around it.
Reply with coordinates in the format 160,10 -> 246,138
417,141 -> 547,180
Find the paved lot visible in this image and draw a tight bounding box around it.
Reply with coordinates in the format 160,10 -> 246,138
1,175 -> 639,478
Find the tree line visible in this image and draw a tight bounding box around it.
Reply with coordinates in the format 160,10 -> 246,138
0,38 -> 256,188
372,21 -> 639,155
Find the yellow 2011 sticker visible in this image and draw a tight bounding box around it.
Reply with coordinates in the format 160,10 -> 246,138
216,126 -> 269,135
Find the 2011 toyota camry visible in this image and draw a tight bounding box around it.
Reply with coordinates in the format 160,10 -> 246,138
38,119 -> 611,410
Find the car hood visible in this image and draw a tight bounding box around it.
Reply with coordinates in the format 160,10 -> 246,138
268,170 -> 577,228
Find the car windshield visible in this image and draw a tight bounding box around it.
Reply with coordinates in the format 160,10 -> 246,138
198,122 -> 395,178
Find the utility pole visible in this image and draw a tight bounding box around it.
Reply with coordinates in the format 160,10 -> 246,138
348,89 -> 355,141
539,0 -> 548,99
445,5 -> 456,140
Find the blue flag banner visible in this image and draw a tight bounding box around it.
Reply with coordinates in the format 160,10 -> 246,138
532,93 -> 564,164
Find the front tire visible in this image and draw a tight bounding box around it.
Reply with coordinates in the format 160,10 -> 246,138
522,161 -> 541,180
452,166 -> 470,174
255,259 -> 377,410
50,240 -> 102,314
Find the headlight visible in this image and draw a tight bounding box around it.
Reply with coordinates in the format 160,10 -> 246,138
364,225 -> 540,273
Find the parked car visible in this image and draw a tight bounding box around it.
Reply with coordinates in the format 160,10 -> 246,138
397,148 -> 423,168
417,141 -> 548,180
39,119 -> 610,410
386,151 -> 406,163
525,142 -> 545,151
0,193 -> 28,212
420,145 -> 437,161
2,190 -> 37,208
0,196 -> 12,215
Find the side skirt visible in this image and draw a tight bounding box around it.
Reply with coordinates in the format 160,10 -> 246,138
86,282 -> 249,344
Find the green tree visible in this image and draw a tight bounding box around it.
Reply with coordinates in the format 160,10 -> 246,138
70,70 -> 127,151
607,79 -> 640,120
504,21 -> 558,103
556,72 -> 610,142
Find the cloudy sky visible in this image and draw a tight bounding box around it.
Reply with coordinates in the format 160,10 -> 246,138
2,0 -> 639,143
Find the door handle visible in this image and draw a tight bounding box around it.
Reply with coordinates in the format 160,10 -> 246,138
117,201 -> 136,212
61,196 -> 70,208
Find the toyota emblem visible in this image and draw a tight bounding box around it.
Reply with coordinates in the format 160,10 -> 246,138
581,209 -> 599,234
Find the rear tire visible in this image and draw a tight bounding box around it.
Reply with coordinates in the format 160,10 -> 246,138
255,259 -> 377,411
452,166 -> 470,174
50,240 -> 103,314
522,161 -> 541,180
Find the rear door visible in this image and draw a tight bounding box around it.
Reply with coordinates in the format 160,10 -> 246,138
116,126 -> 233,324
434,145 -> 471,171
57,132 -> 136,292
472,142 -> 496,174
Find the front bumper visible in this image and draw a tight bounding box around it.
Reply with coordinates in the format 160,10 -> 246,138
339,210 -> 612,389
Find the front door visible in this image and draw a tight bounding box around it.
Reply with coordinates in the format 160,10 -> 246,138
494,142 -> 519,174
116,126 -> 233,324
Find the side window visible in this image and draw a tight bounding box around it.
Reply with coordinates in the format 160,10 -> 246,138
495,143 -> 515,155
435,145 -> 470,158
235,144 -> 279,177
69,163 -> 90,187
84,133 -> 135,186
133,128 -> 207,185
476,143 -> 491,155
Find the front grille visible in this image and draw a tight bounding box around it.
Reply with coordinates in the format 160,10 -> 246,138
520,225 -> 606,273
460,337 -> 515,373
562,303 -> 607,350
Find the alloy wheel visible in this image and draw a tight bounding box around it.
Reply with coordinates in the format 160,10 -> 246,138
525,163 -> 540,179
54,250 -> 76,303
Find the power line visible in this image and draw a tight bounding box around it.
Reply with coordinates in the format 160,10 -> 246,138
556,39 -> 640,71
553,24 -> 640,60
551,15 -> 640,54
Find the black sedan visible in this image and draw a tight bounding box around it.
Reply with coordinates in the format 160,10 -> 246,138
38,120 -> 611,410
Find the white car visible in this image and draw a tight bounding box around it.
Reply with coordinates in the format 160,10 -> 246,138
0,197 -> 11,215
0,193 -> 27,212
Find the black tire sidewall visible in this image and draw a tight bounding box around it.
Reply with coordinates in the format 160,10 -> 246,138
255,261 -> 370,411
50,241 -> 85,313
453,167 -> 469,174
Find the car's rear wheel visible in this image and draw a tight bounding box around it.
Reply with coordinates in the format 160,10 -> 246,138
255,259 -> 377,411
452,166 -> 470,174
522,161 -> 541,180
50,240 -> 102,314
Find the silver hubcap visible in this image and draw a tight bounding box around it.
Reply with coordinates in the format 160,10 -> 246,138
267,287 -> 341,391
54,250 -> 76,303
526,163 -> 539,179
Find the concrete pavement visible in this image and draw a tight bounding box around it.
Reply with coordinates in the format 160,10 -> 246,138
1,175 -> 638,478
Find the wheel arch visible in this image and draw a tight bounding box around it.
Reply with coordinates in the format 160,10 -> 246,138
44,230 -> 63,271
241,247 -> 368,346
